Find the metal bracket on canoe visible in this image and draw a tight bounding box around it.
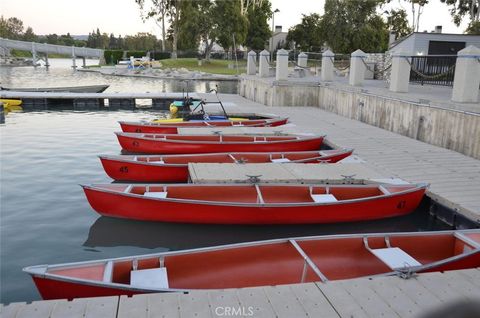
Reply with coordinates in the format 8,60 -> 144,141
273,130 -> 285,136
212,131 -> 223,135
246,175 -> 262,183
341,174 -> 356,181
235,157 -> 249,164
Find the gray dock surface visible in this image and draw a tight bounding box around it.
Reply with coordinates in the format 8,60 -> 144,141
196,93 -> 480,222
3,269 -> 479,318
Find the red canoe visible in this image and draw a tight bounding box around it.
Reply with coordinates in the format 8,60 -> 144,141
116,132 -> 325,154
24,230 -> 480,300
119,117 -> 289,134
99,149 -> 353,182
82,183 -> 427,224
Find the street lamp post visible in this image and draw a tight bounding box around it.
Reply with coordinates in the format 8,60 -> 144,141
270,8 -> 280,61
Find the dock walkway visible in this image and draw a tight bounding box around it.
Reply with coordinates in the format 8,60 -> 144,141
196,93 -> 480,223
2,268 -> 479,318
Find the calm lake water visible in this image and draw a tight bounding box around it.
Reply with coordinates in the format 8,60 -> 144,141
0,61 -> 451,304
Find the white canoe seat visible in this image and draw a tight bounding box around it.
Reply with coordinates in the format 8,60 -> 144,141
150,160 -> 165,165
130,267 -> 169,289
370,247 -> 422,270
144,191 -> 168,199
103,261 -> 114,282
311,194 -> 338,203
271,158 -> 291,163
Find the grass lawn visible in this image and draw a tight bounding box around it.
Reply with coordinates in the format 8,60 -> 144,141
159,58 -> 246,75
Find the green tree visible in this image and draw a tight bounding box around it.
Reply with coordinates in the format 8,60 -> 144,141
176,0 -> 201,50
22,26 -> 36,41
0,16 -> 24,39
286,13 -> 323,52
440,0 -> 479,26
385,9 -> 412,38
213,0 -> 248,53
136,0 -> 168,51
321,0 -> 388,53
465,20 -> 480,34
245,0 -> 272,50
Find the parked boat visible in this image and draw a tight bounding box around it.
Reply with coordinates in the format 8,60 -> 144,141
99,149 -> 353,182
116,132 -> 324,154
82,183 -> 427,224
119,117 -> 289,134
0,84 -> 109,93
24,229 -> 480,300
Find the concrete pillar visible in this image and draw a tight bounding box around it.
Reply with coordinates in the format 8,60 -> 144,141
389,51 -> 411,93
71,46 -> 77,69
259,50 -> 270,77
321,49 -> 335,81
276,49 -> 289,81
82,57 -> 86,68
247,50 -> 257,75
297,52 -> 307,68
452,45 -> 480,103
349,49 -> 367,86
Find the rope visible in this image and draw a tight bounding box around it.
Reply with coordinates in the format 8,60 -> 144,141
360,57 -> 392,76
328,57 -> 350,71
261,55 -> 275,67
289,59 -> 311,70
404,57 -> 456,79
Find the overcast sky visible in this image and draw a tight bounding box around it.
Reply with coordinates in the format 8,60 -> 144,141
1,0 -> 471,37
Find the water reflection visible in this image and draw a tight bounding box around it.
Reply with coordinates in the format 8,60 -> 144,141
84,200 -> 451,251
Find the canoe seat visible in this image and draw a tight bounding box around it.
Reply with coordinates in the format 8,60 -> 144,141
271,158 -> 291,163
150,160 -> 165,165
311,194 -> 338,203
103,261 -> 114,282
130,267 -> 169,289
370,247 -> 422,270
144,191 -> 168,199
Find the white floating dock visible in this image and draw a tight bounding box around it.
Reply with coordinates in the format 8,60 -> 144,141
3,269 -> 479,318
188,162 -> 406,184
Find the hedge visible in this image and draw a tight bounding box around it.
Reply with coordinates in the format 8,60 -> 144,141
104,50 -> 123,65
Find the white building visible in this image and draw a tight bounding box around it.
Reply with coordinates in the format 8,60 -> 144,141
270,26 -> 288,51
389,29 -> 480,55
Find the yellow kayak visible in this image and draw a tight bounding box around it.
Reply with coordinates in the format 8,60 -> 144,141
1,99 -> 23,113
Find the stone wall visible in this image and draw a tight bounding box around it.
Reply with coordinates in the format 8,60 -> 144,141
239,77 -> 480,159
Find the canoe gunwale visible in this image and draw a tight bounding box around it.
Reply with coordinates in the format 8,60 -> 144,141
82,183 -> 428,208
116,132 -> 325,146
98,149 -> 354,168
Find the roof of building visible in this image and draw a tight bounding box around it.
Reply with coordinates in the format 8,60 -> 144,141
389,32 -> 480,49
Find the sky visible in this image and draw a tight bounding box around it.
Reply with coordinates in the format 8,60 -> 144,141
0,0 -> 471,37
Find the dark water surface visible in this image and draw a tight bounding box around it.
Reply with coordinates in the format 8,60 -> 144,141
0,62 -> 450,303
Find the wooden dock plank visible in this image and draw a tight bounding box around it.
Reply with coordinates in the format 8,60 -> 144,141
15,299 -> 65,318
1,302 -> 27,318
334,279 -> 401,318
207,289 -> 242,317
178,291 -> 213,318
316,282 -> 369,318
430,270 -> 480,299
145,293 -> 181,318
118,295 -> 148,318
414,272 -> 469,303
377,276 -> 444,311
366,276 -> 424,317
262,285 -> 308,318
236,286 -> 277,318
84,296 -> 119,318
289,283 -> 340,318
457,268 -> 480,287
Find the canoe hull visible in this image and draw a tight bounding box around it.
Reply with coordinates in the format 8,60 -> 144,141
1,84 -> 109,93
99,150 -> 352,182
119,118 -> 289,134
83,186 -> 426,224
116,134 -> 324,154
